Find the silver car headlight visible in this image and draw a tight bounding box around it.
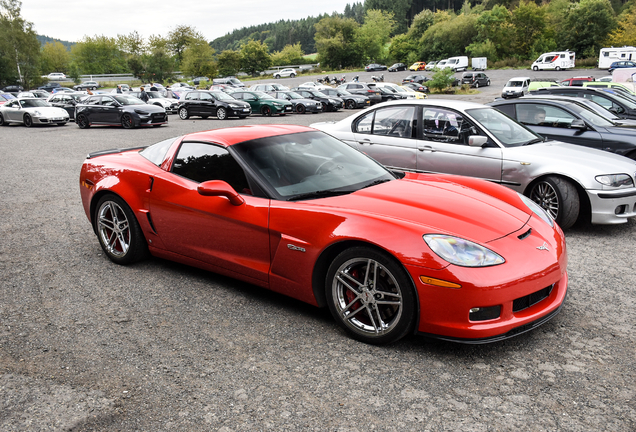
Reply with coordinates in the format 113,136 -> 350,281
423,234 -> 505,267
595,174 -> 634,188
33,110 -> 42,116
519,193 -> 554,227
229,103 -> 240,108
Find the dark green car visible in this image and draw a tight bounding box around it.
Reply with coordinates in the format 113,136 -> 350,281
230,90 -> 293,116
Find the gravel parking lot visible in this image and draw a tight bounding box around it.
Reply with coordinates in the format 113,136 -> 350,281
1,69 -> 635,431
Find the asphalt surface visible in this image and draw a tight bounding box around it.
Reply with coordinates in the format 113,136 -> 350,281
1,68 -> 635,431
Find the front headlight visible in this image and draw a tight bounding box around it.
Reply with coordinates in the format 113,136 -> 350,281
423,234 -> 505,267
273,103 -> 282,107
595,174 -> 634,188
33,110 -> 42,116
229,103 -> 239,108
134,109 -> 149,115
519,193 -> 554,227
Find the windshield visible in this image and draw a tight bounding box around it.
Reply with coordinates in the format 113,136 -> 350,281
605,91 -> 636,109
506,80 -> 524,88
19,99 -> 50,108
232,131 -> 395,200
113,95 -> 145,106
467,107 -> 540,147
284,92 -> 304,99
568,103 -> 614,127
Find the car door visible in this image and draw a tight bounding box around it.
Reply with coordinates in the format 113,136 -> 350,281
199,92 -> 217,117
183,91 -> 202,116
350,105 -> 418,170
3,100 -> 21,121
416,107 -> 503,181
148,141 -> 271,282
100,96 -> 121,124
502,102 -> 604,149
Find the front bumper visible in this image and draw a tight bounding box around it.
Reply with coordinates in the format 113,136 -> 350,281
230,106 -> 252,117
586,187 -> 636,224
34,116 -> 69,125
138,112 -> 168,126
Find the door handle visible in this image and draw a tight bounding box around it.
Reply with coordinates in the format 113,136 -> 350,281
418,145 -> 434,152
358,139 -> 372,145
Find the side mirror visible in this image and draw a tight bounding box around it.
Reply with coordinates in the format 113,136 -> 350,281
468,136 -> 488,147
197,180 -> 245,206
570,119 -> 587,130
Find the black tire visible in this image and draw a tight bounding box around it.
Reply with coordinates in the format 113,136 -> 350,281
121,113 -> 134,129
178,107 -> 189,120
290,73 -> 296,78
216,107 -> 227,120
76,114 -> 89,128
555,66 -> 561,71
487,79 -> 491,86
274,75 -> 280,79
94,194 -> 148,265
91,86 -> 96,90
296,104 -> 306,114
24,114 -> 33,128
475,82 -> 479,88
533,66 -> 539,71
528,176 -> 580,229
345,99 -> 356,109
325,247 -> 416,344
261,106 -> 272,116
0,113 -> 5,126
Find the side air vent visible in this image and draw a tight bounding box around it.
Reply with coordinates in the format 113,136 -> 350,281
518,228 -> 532,240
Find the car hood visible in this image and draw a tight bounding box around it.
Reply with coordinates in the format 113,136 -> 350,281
506,140 -> 636,174
315,175 -> 531,244
23,106 -> 68,116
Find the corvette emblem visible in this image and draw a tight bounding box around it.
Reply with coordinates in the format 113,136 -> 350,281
537,242 -> 549,251
287,244 -> 306,253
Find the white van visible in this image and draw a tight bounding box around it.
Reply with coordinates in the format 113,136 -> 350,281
436,59 -> 449,69
598,46 -> 636,69
445,56 -> 469,72
531,51 -> 575,71
501,77 -> 531,99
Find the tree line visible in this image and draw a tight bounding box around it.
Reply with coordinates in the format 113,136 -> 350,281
2,0 -> 636,89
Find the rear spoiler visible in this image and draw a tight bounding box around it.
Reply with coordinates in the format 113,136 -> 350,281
86,146 -> 147,159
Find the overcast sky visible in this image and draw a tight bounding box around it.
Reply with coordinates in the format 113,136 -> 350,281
21,0 -> 353,44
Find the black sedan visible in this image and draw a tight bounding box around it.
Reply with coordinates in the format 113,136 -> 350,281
320,88 -> 370,109
388,63 -> 407,72
377,86 -> 407,102
365,63 -> 387,72
488,97 -> 636,160
47,92 -> 87,120
267,91 -> 322,114
402,75 -> 429,84
292,88 -> 344,112
75,94 -> 167,129
530,87 -> 636,120
402,82 -> 429,93
38,82 -> 62,93
336,82 -> 382,104
176,90 -> 251,120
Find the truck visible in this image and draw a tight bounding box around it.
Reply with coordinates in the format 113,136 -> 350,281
598,46 -> 636,69
531,51 -> 576,71
471,57 -> 487,71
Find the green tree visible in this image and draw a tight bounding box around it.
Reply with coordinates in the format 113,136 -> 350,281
167,25 -> 202,66
314,16 -> 363,69
0,0 -> 41,87
561,0 -> 617,58
357,9 -> 396,63
388,33 -> 417,64
419,12 -> 478,60
217,50 -> 242,77
364,0 -> 412,34
510,1 -> 547,60
40,41 -> 70,75
181,38 -> 217,79
427,66 -> 457,92
271,43 -> 304,66
607,4 -> 636,46
467,5 -> 513,61
240,40 -> 272,76
71,35 -> 128,74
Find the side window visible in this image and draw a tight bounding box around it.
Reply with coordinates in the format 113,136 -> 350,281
200,93 -> 213,101
185,92 -> 198,101
421,108 -> 472,144
172,142 -> 250,193
102,97 -> 117,107
515,104 -> 546,125
369,106 -> 415,138
540,105 -> 576,127
232,93 -> 243,100
353,110 -> 374,134
584,94 -> 615,111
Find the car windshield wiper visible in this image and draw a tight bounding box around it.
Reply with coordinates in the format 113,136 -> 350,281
522,138 -> 545,146
360,178 -> 394,189
287,189 -> 353,201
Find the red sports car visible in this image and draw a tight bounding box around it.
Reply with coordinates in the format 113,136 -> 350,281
79,125 -> 568,344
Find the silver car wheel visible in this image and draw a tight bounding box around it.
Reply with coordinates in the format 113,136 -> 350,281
97,200 -> 131,258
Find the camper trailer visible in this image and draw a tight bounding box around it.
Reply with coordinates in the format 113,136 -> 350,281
598,47 -> 636,69
471,57 -> 487,70
531,51 -> 576,71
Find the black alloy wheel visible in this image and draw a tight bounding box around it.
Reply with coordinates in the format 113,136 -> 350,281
121,113 -> 134,129
23,114 -> 33,127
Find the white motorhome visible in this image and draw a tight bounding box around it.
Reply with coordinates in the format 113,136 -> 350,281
598,46 -> 636,69
445,56 -> 469,72
531,51 -> 576,71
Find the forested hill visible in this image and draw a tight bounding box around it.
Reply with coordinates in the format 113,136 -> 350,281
37,35 -> 74,50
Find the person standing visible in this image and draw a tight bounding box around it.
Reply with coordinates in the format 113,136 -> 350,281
139,86 -> 149,102
116,85 -> 122,94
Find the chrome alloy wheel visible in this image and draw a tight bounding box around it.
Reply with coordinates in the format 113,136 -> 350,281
332,257 -> 403,337
97,201 -> 131,258
530,181 -> 559,220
